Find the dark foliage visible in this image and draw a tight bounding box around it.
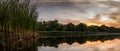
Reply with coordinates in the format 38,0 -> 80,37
38,20 -> 120,33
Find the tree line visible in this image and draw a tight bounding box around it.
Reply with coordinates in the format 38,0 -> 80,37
38,20 -> 120,33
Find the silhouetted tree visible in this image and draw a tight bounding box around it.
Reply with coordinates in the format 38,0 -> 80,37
98,25 -> 109,32
38,20 -> 120,33
88,25 -> 99,32
75,23 -> 88,31
64,23 -> 75,31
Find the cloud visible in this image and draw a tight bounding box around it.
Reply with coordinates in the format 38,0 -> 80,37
36,1 -> 120,28
84,14 -> 120,27
32,0 -> 120,2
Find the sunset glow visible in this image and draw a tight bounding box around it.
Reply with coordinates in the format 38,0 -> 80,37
1,0 -> 120,51
86,23 -> 104,26
33,0 -> 120,28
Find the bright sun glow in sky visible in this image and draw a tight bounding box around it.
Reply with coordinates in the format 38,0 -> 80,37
100,15 -> 109,21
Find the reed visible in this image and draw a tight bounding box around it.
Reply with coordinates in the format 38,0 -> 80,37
0,0 -> 38,33
0,0 -> 38,51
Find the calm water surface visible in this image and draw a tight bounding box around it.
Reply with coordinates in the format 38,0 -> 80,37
38,39 -> 120,51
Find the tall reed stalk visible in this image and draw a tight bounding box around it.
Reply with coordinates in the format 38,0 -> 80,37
0,0 -> 38,51
0,0 -> 38,33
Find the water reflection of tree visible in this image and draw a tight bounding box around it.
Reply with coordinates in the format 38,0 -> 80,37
38,35 -> 120,47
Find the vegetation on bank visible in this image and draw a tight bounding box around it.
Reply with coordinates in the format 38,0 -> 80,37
0,0 -> 120,50
38,20 -> 120,33
0,0 -> 38,33
0,0 -> 38,51
38,20 -> 120,47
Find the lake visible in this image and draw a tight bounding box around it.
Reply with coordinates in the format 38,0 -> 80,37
37,32 -> 120,51
38,39 -> 120,51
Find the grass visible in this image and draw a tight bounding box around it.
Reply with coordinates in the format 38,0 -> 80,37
0,0 -> 39,51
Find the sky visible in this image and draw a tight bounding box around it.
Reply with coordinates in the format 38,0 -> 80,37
32,0 -> 120,28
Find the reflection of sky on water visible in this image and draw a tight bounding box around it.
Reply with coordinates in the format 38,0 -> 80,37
38,39 -> 120,51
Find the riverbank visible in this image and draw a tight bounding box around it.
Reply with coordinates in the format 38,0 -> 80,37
0,31 -> 38,51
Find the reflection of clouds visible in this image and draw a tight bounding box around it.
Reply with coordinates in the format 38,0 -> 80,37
38,39 -> 120,51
